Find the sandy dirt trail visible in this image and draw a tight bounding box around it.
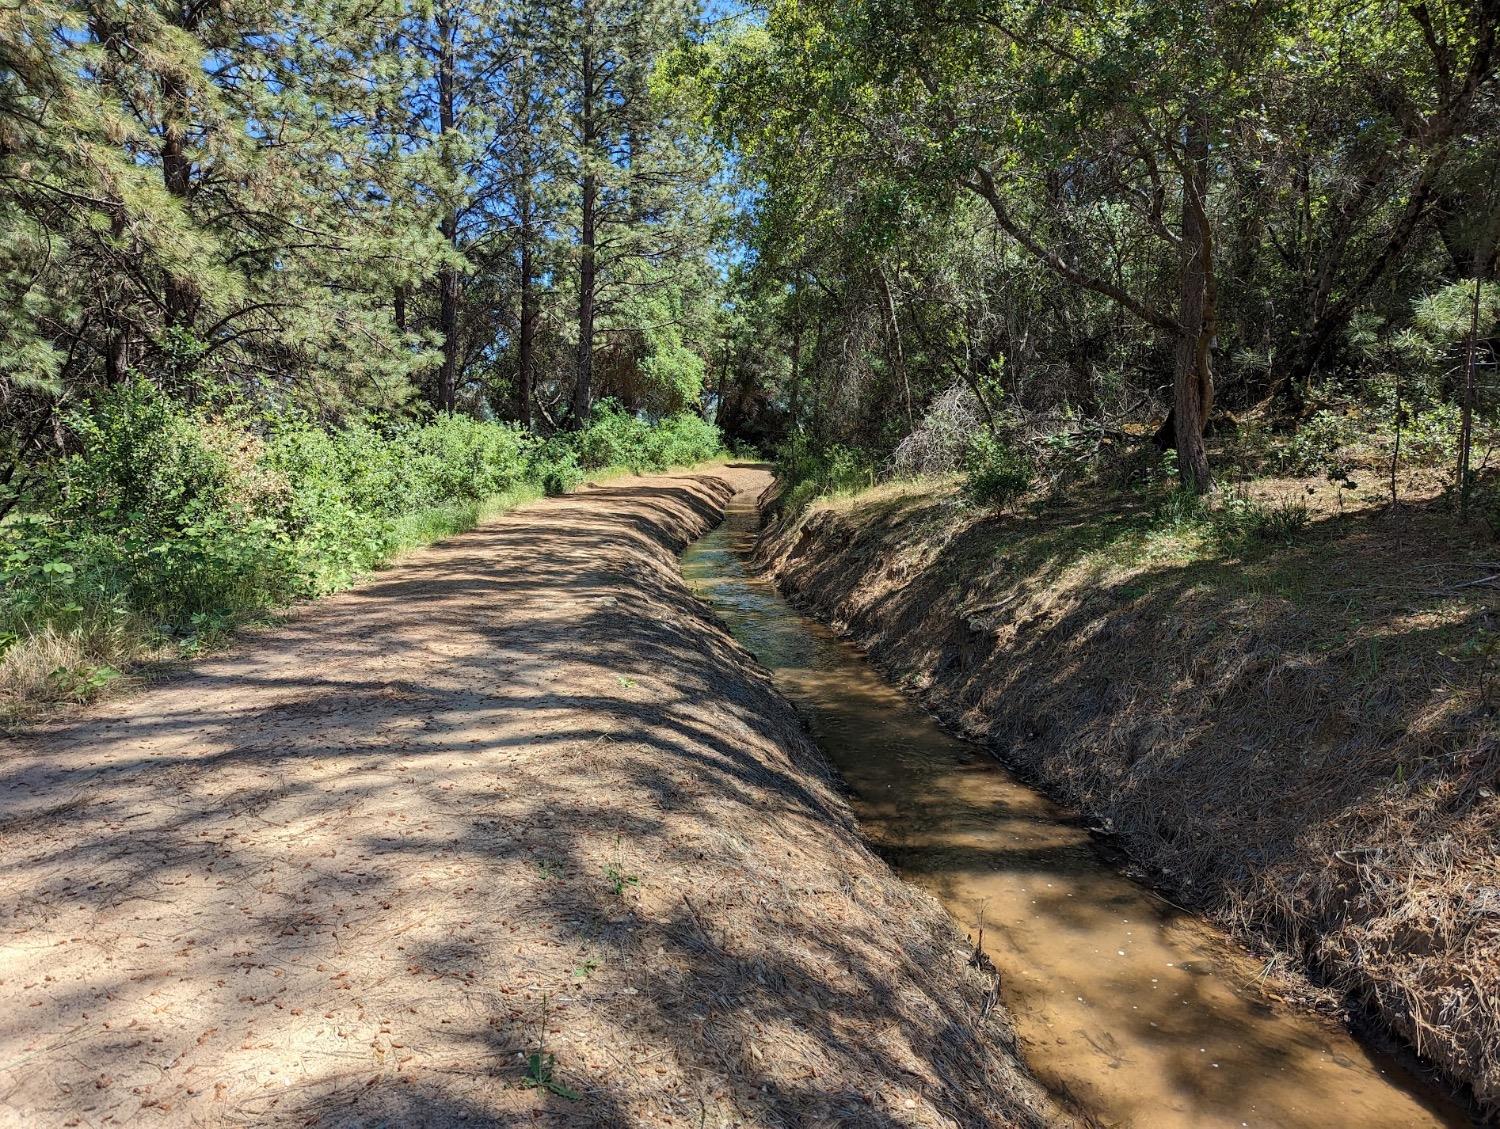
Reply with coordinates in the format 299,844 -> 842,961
0,467 -> 1055,1129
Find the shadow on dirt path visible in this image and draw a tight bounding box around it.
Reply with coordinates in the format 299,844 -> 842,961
0,468 -> 1059,1129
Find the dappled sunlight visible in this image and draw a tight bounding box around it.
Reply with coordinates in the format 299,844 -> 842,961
768,476 -> 1494,1121
757,486 -> 1487,1125
0,470 -> 1054,1128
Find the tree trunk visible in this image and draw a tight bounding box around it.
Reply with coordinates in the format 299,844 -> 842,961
159,73 -> 195,332
877,263 -> 914,431
787,277 -> 803,427
1457,275 -> 1482,516
517,220 -> 537,428
437,254 -> 460,413
573,23 -> 597,427
1173,111 -> 1216,494
435,8 -> 460,414
104,208 -> 130,382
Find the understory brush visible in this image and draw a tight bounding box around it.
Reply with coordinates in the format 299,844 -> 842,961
773,434 -> 877,512
571,400 -> 723,474
958,431 -> 1033,510
0,383 -> 723,717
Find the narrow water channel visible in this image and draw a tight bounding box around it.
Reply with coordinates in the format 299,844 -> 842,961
681,487 -> 1472,1129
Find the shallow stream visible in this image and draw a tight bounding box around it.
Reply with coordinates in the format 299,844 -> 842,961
681,487 -> 1472,1129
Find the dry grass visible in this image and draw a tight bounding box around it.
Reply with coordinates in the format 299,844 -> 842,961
0,616 -> 158,720
763,463 -> 1500,1117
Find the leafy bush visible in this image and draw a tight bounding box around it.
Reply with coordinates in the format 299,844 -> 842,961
646,411 -> 722,469
1,383 -> 723,713
38,381 -> 293,621
1400,402 -> 1460,466
1275,409 -> 1362,476
568,401 -> 723,474
774,434 -> 877,512
959,431 -> 1032,509
573,401 -> 654,471
535,442 -> 585,496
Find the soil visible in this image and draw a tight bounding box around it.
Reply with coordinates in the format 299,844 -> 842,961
760,478 -> 1500,1120
0,466 -> 1059,1129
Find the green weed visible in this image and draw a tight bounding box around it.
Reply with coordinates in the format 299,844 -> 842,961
522,995 -> 580,1101
604,863 -> 639,896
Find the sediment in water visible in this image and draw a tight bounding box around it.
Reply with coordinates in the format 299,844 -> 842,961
759,486 -> 1500,1119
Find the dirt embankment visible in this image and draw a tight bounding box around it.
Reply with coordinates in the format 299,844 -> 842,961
760,483 -> 1500,1117
0,467 -> 1059,1129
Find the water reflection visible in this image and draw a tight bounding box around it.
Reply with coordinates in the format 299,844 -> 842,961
682,490 -> 1471,1129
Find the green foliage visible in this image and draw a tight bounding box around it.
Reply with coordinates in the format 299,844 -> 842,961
959,432 -> 1033,510
522,995 -> 580,1101
700,0 -> 1498,500
572,402 -> 658,471
523,1050 -> 580,1101
644,412 -> 723,469
1414,281 -> 1500,343
1402,402 -> 1463,467
1276,411 -> 1362,476
1,383 -> 722,702
570,401 -> 724,474
604,862 -> 640,896
536,446 -> 587,497
774,435 -> 877,512
1153,486 -> 1310,550
32,382 -> 293,624
1208,491 -> 1311,548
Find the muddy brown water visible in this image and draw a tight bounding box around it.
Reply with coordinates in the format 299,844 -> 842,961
682,487 -> 1473,1129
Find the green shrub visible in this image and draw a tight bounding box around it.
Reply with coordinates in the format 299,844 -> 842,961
646,411 -> 722,469
41,381 -> 293,621
1275,410 -> 1361,476
1209,489 -> 1310,547
959,432 -> 1032,509
396,414 -> 534,505
574,401 -> 652,471
568,401 -> 722,474
2,385 -> 723,713
1400,402 -> 1460,466
774,434 -> 875,507
535,442 -> 586,496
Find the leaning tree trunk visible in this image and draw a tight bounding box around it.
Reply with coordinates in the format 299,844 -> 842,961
1173,112 -> 1216,494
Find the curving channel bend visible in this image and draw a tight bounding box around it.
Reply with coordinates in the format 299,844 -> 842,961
681,487 -> 1472,1129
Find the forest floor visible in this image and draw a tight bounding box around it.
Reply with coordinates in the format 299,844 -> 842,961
761,468 -> 1500,1117
0,466 -> 1061,1129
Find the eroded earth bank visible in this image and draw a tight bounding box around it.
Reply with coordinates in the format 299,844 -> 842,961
761,482 -> 1500,1120
0,467 -> 1058,1128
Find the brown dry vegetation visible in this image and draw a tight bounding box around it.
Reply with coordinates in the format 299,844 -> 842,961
0,467 -> 1060,1129
761,470 -> 1500,1117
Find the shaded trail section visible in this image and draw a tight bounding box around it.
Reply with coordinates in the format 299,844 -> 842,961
0,467 -> 1055,1128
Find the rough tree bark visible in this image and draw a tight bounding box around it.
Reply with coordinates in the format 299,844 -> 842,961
1172,111 -> 1216,494
517,220 -> 537,429
572,8 -> 597,427
159,72 -> 195,333
435,7 -> 461,415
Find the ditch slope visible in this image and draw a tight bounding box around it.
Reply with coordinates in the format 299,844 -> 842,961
761,482 -> 1500,1118
0,466 -> 1057,1129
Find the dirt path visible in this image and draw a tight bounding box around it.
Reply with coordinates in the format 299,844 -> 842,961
0,467 -> 1055,1129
